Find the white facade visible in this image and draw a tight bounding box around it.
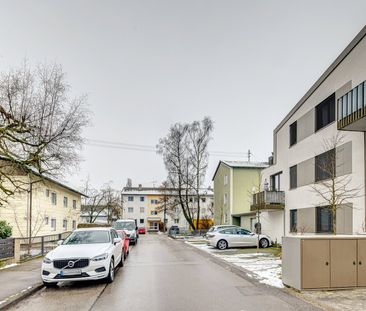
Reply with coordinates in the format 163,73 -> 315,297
121,186 -> 214,231
261,26 -> 366,239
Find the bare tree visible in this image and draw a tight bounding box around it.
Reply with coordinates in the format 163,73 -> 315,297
0,61 -> 90,205
311,134 -> 361,234
157,118 -> 213,231
187,117 -> 214,230
81,179 -> 108,223
103,185 -> 122,224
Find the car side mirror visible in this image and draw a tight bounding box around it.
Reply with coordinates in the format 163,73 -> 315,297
250,232 -> 255,236
57,240 -> 63,246
136,227 -> 138,230
113,237 -> 122,245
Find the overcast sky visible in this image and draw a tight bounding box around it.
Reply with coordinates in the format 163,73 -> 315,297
0,1 -> 366,190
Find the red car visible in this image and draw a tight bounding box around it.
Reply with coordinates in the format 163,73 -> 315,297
117,230 -> 130,259
138,226 -> 146,234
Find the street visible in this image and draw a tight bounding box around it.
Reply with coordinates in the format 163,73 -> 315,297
10,234 -> 319,311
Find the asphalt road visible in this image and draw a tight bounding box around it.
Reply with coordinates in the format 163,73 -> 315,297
10,234 -> 320,311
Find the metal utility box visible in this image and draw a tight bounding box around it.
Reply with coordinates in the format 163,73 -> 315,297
282,235 -> 366,290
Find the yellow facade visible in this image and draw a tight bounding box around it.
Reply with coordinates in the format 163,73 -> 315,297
146,194 -> 162,230
0,175 -> 81,238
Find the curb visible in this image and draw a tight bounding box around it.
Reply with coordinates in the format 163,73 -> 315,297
0,283 -> 44,310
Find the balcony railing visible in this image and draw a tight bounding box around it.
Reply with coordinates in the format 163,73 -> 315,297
337,81 -> 366,131
250,190 -> 285,211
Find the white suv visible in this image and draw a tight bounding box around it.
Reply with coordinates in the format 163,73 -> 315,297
41,228 -> 123,287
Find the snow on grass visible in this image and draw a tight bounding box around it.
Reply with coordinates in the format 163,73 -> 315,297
187,241 -> 283,288
0,263 -> 18,270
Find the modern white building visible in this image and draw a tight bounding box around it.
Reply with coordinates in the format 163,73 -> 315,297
254,25 -> 366,241
121,185 -> 214,231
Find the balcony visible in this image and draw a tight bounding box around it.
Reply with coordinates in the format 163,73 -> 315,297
337,81 -> 366,131
250,190 -> 285,212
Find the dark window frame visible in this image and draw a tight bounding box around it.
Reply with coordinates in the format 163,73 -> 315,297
315,149 -> 336,182
315,93 -> 336,131
316,206 -> 333,233
289,165 -> 297,190
289,121 -> 297,147
290,209 -> 297,233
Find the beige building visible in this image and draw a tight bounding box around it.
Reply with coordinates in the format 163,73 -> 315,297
0,170 -> 83,238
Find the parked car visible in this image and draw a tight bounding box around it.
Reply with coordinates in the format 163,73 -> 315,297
206,225 -> 239,235
138,226 -> 146,234
206,227 -> 272,250
113,219 -> 138,245
168,225 -> 180,235
41,228 -> 123,287
117,230 -> 130,259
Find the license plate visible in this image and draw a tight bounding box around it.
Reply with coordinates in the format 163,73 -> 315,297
60,269 -> 82,276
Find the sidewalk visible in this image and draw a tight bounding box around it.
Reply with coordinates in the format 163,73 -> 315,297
0,258 -> 43,309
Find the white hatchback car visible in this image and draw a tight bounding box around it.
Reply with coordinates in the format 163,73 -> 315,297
207,227 -> 272,250
42,228 -> 123,287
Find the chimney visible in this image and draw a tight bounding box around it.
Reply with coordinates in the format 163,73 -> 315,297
138,184 -> 142,190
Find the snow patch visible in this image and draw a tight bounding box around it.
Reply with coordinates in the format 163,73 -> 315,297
187,241 -> 283,288
0,263 -> 18,270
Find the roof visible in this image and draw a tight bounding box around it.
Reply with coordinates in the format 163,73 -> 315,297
274,25 -> 366,133
212,160 -> 268,181
0,156 -> 86,196
121,187 -> 214,196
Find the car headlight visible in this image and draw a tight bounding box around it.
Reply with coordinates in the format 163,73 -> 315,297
91,253 -> 109,261
43,257 -> 52,264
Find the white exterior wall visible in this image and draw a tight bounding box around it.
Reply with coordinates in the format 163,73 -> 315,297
262,31 -> 366,237
122,194 -> 148,226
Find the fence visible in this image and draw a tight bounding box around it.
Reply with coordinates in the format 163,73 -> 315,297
0,238 -> 14,260
16,232 -> 72,261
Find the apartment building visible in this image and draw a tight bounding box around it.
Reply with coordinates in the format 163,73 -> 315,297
121,185 -> 214,231
0,171 -> 83,238
255,26 -> 366,240
212,161 -> 268,231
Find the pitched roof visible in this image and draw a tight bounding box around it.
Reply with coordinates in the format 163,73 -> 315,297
274,25 -> 366,133
212,160 -> 268,181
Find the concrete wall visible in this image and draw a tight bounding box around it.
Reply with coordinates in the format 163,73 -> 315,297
262,32 -> 366,236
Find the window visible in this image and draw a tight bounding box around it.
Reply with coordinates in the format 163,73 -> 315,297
72,220 -> 76,230
270,172 -> 282,191
140,207 -> 145,213
140,219 -> 144,224
201,197 -> 206,203
45,189 -> 50,197
128,207 -> 134,213
51,219 -> 56,231
315,93 -> 335,131
290,210 -> 297,232
140,196 -> 145,202
51,193 -> 57,205
316,206 -> 333,233
73,200 -> 77,209
224,175 -> 228,185
224,193 -> 228,205
63,219 -> 68,229
151,211 -> 157,215
236,228 -> 251,235
63,196 -> 68,207
174,219 -> 179,224
289,165 -> 297,189
128,196 -> 134,202
221,228 -> 235,234
45,217 -> 49,225
315,149 -> 335,182
289,121 -> 297,146
151,199 -> 158,204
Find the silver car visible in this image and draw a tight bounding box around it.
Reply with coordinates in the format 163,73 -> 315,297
207,227 -> 272,250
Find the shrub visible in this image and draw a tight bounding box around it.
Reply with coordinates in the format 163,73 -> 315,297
0,220 -> 12,239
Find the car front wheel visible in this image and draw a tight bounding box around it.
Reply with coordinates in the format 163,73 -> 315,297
106,259 -> 115,283
259,238 -> 269,248
217,239 -> 228,250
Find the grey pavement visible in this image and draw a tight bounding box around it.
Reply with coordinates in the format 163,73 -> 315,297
0,258 -> 43,308
10,235 -> 321,311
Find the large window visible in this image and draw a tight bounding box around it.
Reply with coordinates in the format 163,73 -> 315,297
128,196 -> 134,202
289,121 -> 297,146
290,210 -> 297,232
270,172 -> 282,191
315,93 -> 335,131
315,149 -> 335,182
128,207 -> 134,213
63,196 -> 68,207
140,196 -> 145,202
51,193 -> 57,205
289,165 -> 297,189
140,207 -> 145,213
316,206 -> 333,233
